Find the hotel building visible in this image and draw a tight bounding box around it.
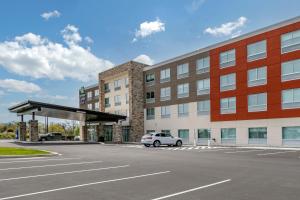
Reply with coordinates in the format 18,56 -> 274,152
80,16 -> 300,147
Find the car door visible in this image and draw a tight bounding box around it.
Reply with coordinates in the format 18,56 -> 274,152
164,133 -> 174,144
159,133 -> 166,144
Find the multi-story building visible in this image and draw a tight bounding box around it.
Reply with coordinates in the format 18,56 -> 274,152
80,16 -> 300,147
79,84 -> 99,111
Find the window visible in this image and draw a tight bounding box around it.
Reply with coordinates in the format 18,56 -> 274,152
161,106 -> 171,118
281,59 -> 300,82
114,79 -> 121,91
220,49 -> 236,68
146,130 -> 155,134
197,100 -> 210,115
282,127 -> 300,146
104,83 -> 110,93
146,108 -> 155,120
125,93 -> 129,104
105,98 -> 110,108
145,73 -> 155,85
125,77 -> 129,87
178,129 -> 189,144
177,63 -> 189,79
94,89 -> 99,97
94,102 -> 99,110
87,103 -> 92,110
114,95 -> 121,106
248,66 -> 267,87
178,103 -> 189,117
197,78 -> 210,95
248,93 -> 267,112
196,56 -> 210,74
177,83 -> 189,98
247,40 -> 267,61
221,128 -> 236,144
249,127 -> 267,144
220,73 -> 236,91
220,97 -> 236,114
114,110 -> 121,115
161,130 -> 171,135
160,68 -> 170,83
146,91 -> 155,104
282,88 -> 300,109
160,87 -> 171,101
198,129 -> 211,144
281,29 -> 300,53
87,91 -> 92,100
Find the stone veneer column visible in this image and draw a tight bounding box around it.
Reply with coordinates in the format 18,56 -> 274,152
113,122 -> 122,143
18,122 -> 26,141
29,120 -> 38,142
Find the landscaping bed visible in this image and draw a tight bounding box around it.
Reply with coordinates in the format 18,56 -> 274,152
0,147 -> 51,157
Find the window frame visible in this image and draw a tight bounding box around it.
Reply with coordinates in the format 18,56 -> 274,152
247,40 -> 267,62
220,49 -> 236,68
220,73 -> 236,91
177,83 -> 189,98
220,97 -> 236,114
248,93 -> 267,112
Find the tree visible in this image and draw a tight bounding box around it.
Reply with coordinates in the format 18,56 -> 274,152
48,123 -> 65,134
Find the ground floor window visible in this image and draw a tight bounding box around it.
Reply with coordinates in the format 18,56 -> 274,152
282,126 -> 300,146
104,125 -> 113,142
178,129 -> 189,144
197,129 -> 211,145
161,130 -> 170,134
248,127 -> 267,144
221,128 -> 236,144
122,126 -> 130,142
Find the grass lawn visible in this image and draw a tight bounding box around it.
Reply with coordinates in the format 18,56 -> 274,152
0,147 -> 50,156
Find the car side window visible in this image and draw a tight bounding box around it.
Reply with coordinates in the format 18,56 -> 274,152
160,133 -> 166,137
155,133 -> 160,137
165,133 -> 171,137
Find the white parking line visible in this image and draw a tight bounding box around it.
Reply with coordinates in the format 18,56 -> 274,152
0,161 -> 103,171
0,165 -> 130,182
187,147 -> 194,150
179,147 -> 187,150
0,171 -> 171,200
257,151 -> 297,156
0,158 -> 81,164
172,148 -> 179,150
195,147 -> 200,150
151,179 -> 231,200
224,149 -> 265,154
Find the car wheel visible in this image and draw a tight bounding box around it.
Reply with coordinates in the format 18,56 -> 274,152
176,140 -> 182,147
153,140 -> 161,147
144,144 -> 150,147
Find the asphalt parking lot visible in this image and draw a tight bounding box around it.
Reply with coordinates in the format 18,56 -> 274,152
0,143 -> 299,200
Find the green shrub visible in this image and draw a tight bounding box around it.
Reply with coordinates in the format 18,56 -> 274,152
0,133 -> 16,139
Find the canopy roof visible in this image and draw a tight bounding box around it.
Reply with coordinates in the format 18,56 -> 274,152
9,100 -> 126,122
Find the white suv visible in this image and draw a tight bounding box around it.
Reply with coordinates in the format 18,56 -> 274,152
141,132 -> 183,147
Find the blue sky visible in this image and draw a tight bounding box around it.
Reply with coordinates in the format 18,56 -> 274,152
0,0 -> 299,123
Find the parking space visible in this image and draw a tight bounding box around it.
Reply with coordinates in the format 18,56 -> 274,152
0,143 -> 299,200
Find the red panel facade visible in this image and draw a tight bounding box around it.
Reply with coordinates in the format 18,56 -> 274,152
210,21 -> 300,122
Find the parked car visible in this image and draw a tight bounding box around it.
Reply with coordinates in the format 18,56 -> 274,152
39,132 -> 63,141
141,132 -> 183,147
74,136 -> 81,141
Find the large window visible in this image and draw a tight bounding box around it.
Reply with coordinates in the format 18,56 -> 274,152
177,63 -> 189,79
114,79 -> 121,91
197,78 -> 210,95
249,127 -> 267,144
146,91 -> 155,104
197,100 -> 210,115
178,129 -> 189,144
196,56 -> 210,74
220,49 -> 236,68
220,73 -> 236,91
282,126 -> 300,146
248,66 -> 267,87
221,128 -> 236,144
105,98 -> 110,108
145,73 -> 155,85
160,87 -> 171,101
114,95 -> 121,106
247,40 -> 267,61
146,108 -> 155,120
281,59 -> 300,82
197,129 -> 211,145
94,89 -> 99,97
178,103 -> 189,117
125,77 -> 129,87
220,97 -> 236,114
87,103 -> 92,110
177,83 -> 189,98
161,106 -> 171,118
281,29 -> 300,54
160,68 -> 171,83
87,91 -> 92,100
104,83 -> 110,93
94,102 -> 99,110
282,88 -> 300,109
248,93 -> 267,112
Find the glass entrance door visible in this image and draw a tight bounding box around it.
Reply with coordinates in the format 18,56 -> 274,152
104,125 -> 113,142
178,129 -> 189,144
122,126 -> 130,142
87,126 -> 98,142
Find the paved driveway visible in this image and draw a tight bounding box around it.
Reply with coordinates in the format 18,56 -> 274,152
0,143 -> 299,200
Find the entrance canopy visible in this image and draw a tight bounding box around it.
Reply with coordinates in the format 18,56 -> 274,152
9,100 -> 126,122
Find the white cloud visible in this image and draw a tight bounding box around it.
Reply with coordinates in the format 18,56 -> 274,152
0,25 -> 114,82
133,54 -> 154,65
41,10 -> 61,20
133,18 -> 165,42
185,0 -> 205,14
0,79 -> 41,93
204,16 -> 247,37
84,36 -> 94,44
